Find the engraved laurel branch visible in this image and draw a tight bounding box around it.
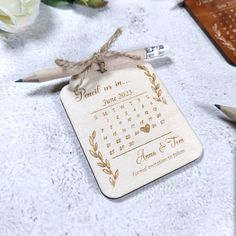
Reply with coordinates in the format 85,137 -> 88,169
212,23 -> 236,54
137,65 -> 167,104
89,130 -> 119,187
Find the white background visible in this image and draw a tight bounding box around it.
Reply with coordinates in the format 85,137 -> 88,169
0,0 -> 235,235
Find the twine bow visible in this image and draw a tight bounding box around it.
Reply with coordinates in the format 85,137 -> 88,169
55,28 -> 141,94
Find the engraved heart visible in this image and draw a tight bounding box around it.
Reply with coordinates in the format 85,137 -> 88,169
140,124 -> 151,133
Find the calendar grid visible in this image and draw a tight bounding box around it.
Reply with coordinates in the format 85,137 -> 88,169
112,131 -> 172,159
91,91 -> 147,115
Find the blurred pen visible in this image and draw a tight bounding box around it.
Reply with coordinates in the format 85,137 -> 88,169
16,44 -> 169,83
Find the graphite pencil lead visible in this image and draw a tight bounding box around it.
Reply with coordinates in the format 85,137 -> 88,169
15,79 -> 23,82
214,104 -> 221,110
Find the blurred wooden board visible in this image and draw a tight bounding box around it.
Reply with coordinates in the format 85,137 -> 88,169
185,0 -> 236,66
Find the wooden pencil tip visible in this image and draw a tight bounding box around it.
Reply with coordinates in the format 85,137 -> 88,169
215,104 -> 221,110
15,79 -> 23,82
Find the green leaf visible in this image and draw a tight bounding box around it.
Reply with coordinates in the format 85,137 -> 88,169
75,0 -> 108,8
42,0 -> 72,7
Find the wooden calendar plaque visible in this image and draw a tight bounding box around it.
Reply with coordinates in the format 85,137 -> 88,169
185,0 -> 236,65
60,63 -> 203,198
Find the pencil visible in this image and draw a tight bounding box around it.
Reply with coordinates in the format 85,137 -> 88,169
215,104 -> 236,122
15,45 -> 168,83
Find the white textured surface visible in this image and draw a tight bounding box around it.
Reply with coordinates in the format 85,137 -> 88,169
0,1 -> 235,235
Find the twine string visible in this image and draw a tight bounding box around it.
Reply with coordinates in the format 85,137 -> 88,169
55,28 -> 141,94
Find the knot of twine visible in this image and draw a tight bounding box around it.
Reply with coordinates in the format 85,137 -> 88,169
55,28 -> 141,94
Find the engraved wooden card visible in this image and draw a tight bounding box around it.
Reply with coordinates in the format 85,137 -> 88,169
60,63 -> 203,199
185,0 -> 236,65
